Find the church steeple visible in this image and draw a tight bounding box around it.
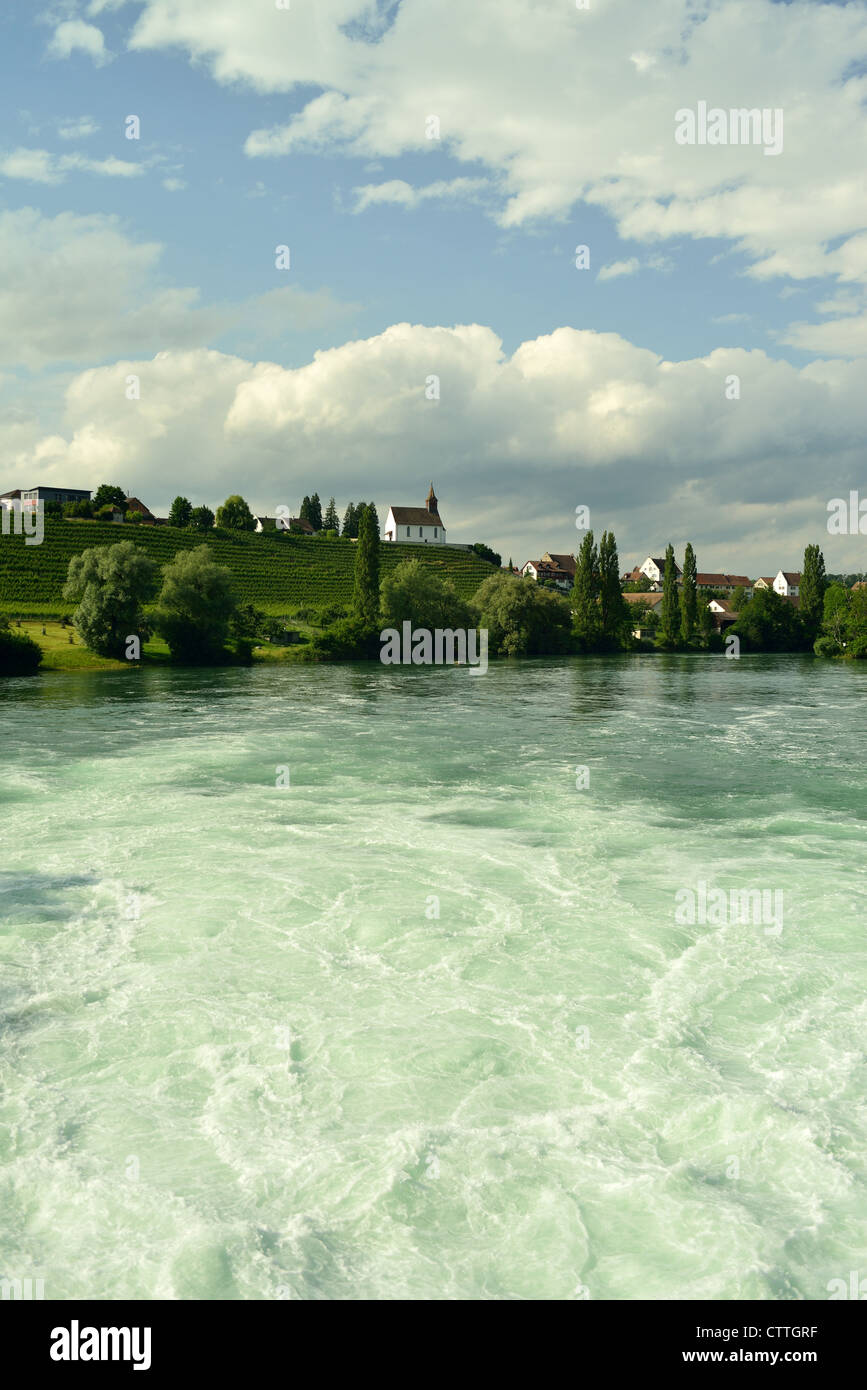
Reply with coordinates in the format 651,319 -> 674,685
426,482 -> 438,515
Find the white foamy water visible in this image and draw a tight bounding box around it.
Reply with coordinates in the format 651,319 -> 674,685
1,654 -> 865,1299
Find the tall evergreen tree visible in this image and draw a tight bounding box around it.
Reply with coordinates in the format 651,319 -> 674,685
599,530 -> 628,646
573,530 -> 600,648
323,497 -> 340,533
352,503 -> 380,625
342,502 -> 358,538
309,492 -> 323,531
659,543 -> 680,646
299,495 -> 313,526
680,541 -> 698,642
801,543 -> 827,634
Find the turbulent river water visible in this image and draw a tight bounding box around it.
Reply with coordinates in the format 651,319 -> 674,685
1,654 -> 865,1300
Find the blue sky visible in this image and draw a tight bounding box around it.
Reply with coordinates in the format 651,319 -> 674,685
2,0 -> 867,572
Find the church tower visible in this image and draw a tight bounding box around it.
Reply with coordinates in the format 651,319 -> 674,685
426,482 -> 438,515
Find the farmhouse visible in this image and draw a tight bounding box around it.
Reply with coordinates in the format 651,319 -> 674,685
384,484 -> 445,544
124,497 -> 156,524
521,552 -> 577,590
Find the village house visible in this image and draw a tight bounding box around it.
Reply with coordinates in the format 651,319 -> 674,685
521,552 -> 577,590
2,484 -> 91,512
384,484 -> 445,544
622,590 -> 664,634
123,496 -> 155,523
695,572 -> 752,597
773,569 -> 801,597
707,598 -> 738,631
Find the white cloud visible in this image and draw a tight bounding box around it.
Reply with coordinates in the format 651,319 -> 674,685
0,208 -> 358,370
162,177 -> 187,192
47,20 -> 110,66
351,177 -> 489,213
11,322 -> 867,570
0,148 -> 143,184
57,117 -> 101,141
123,0 -> 867,292
597,258 -> 640,282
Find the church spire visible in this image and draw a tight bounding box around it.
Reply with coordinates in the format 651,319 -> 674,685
426,482 -> 438,514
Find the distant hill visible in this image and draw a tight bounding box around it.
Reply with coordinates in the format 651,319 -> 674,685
0,519 -> 497,616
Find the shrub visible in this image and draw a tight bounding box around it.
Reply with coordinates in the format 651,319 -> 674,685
0,620 -> 42,675
310,616 -> 380,661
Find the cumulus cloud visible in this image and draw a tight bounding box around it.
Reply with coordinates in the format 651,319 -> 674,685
124,0 -> 867,291
47,20 -> 110,66
11,323 -> 867,571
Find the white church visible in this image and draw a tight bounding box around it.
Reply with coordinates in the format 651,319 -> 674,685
384,484 -> 446,544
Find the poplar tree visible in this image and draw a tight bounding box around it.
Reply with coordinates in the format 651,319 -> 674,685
573,530 -> 600,649
599,530 -> 628,646
801,544 -> 827,635
342,502 -> 358,538
353,503 -> 381,625
658,543 -> 680,646
680,542 -> 698,642
309,493 -> 323,532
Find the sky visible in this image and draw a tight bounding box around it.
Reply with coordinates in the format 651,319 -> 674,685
1,0 -> 867,573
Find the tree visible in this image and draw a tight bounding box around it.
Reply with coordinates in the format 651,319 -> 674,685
472,542 -> 502,568
729,586 -> 748,612
299,495 -> 313,527
573,530 -> 600,649
599,530 -> 629,647
125,509 -> 145,525
323,497 -> 340,533
308,493 -> 323,532
215,495 -> 255,532
679,542 -> 698,641
731,588 -> 808,652
64,499 -> 93,518
381,560 -> 473,631
342,502 -> 359,539
153,546 -> 237,662
699,600 -> 714,646
658,543 -> 680,646
168,496 -> 193,529
95,504 -> 118,521
801,543 -> 827,637
472,571 -> 572,656
92,484 -> 127,511
63,541 -> 156,657
189,505 -> 215,533
352,503 -> 381,625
